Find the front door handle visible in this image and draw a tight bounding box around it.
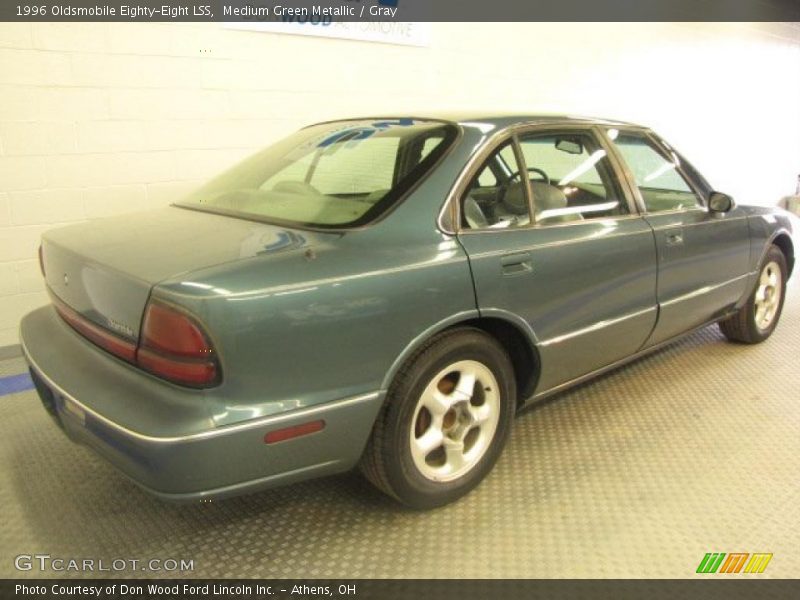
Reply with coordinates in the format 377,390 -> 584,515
500,251 -> 532,276
665,229 -> 684,246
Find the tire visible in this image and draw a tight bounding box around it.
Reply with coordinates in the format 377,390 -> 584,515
359,327 -> 516,509
719,244 -> 787,344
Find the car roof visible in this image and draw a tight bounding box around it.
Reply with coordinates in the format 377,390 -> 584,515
339,112 -> 645,130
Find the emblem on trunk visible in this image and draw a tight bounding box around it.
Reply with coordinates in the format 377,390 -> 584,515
63,274 -> 69,286
106,318 -> 134,337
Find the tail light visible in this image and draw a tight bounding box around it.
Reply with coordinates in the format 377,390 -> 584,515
137,302 -> 220,388
53,294 -> 220,388
52,295 -> 137,363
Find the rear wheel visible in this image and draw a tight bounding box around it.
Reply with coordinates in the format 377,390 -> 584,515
360,328 -> 515,509
719,245 -> 787,343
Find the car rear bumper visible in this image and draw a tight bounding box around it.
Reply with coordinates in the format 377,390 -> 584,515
19,306 -> 384,502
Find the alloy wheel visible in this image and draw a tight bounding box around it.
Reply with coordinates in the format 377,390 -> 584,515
754,260 -> 782,331
409,360 -> 501,482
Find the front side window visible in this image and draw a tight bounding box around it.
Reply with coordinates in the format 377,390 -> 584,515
179,119 -> 456,229
609,130 -> 703,212
516,131 -> 628,225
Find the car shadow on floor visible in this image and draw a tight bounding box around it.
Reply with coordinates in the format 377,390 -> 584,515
5,414 -> 405,576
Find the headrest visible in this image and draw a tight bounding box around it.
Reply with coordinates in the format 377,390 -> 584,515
502,181 -> 528,215
463,195 -> 489,229
531,182 -> 567,215
502,181 -> 569,217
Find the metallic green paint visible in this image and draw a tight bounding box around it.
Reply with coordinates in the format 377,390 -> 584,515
19,114 -> 796,501
641,208 -> 751,345
22,307 -> 385,499
459,217 -> 659,392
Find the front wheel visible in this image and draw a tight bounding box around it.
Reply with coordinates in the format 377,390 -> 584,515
719,245 -> 787,343
359,328 -> 515,509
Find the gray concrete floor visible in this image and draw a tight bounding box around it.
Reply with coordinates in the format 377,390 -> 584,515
1,277 -> 798,579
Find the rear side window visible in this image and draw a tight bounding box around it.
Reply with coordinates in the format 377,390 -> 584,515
610,131 -> 703,212
180,119 -> 456,229
461,141 -> 530,230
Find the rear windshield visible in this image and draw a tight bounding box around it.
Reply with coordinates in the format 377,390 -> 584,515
178,119 -> 457,229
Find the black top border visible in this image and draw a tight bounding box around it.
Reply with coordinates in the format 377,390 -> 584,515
3,0 -> 800,22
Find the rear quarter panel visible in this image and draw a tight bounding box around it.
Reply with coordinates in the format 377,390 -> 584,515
155,224 -> 475,428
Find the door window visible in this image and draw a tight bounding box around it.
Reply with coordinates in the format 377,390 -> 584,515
460,141 -> 531,230
609,130 -> 703,213
516,131 -> 628,225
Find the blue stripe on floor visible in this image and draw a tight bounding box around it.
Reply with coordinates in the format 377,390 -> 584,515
0,372 -> 34,396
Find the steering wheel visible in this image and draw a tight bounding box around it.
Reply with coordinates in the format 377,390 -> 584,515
509,167 -> 550,185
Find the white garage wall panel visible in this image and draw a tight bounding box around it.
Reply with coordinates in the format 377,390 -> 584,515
1,22 -> 799,349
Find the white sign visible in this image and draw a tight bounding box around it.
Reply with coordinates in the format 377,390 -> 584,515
226,20 -> 431,48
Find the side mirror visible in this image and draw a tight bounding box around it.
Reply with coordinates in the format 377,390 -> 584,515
709,191 -> 734,214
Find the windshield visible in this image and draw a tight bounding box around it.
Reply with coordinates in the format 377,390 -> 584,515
178,119 -> 457,229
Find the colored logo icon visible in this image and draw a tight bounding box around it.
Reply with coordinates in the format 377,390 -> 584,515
696,553 -> 773,574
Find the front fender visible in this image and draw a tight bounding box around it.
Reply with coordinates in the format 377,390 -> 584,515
746,208 -> 795,277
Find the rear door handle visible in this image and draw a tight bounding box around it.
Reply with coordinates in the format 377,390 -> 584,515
665,229 -> 684,246
500,251 -> 532,276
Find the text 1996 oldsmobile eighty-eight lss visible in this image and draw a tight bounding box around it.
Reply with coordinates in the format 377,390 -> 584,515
20,114 -> 794,508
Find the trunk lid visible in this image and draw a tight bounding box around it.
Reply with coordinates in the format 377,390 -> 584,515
42,206 -> 323,339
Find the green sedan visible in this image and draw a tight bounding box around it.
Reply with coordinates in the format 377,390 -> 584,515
20,114 -> 795,508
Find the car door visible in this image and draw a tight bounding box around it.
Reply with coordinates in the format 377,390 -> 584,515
453,125 -> 659,396
604,128 -> 752,346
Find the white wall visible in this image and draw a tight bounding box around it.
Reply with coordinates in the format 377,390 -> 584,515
1,21 -> 799,348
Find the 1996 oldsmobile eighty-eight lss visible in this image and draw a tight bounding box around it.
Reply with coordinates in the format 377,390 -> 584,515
20,114 -> 795,508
